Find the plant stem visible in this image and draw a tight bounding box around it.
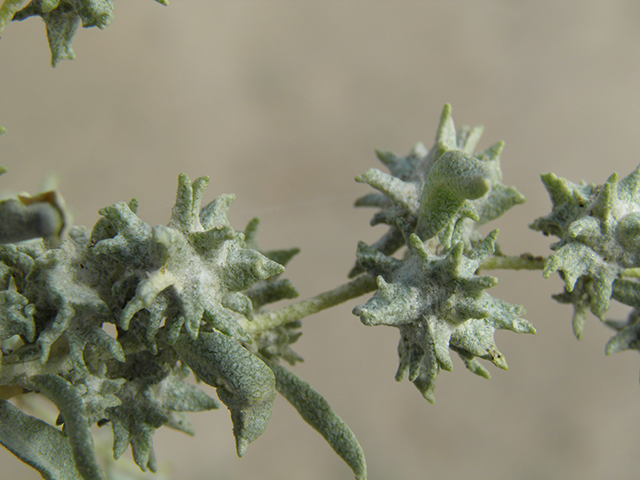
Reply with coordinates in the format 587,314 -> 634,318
243,254 -> 548,336
480,255 -> 640,278
479,254 -> 545,271
623,267 -> 640,278
241,274 -> 378,335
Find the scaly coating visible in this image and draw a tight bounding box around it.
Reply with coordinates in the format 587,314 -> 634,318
353,231 -> 534,403
531,166 -> 640,336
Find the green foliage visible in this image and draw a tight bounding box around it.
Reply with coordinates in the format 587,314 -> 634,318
531,168 -> 640,337
352,104 -> 525,278
271,363 -> 367,480
531,167 -> 640,378
1,0 -> 166,66
29,374 -> 106,480
174,329 -> 276,458
353,105 -> 533,402
0,398 -> 84,480
0,171 -> 367,479
2,98 -> 640,479
3,3 -> 640,478
0,168 -> 68,245
3,101 -> 640,479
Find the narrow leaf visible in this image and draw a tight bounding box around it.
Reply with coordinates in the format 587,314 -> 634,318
0,399 -> 83,480
31,374 -> 107,480
271,363 -> 367,480
174,330 -> 276,457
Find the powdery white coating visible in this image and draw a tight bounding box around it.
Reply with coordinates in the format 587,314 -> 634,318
7,0 -> 165,66
531,166 -> 640,338
353,231 -> 533,403
352,104 -> 524,277
353,105 -> 532,402
93,174 -> 285,346
0,173 -> 296,478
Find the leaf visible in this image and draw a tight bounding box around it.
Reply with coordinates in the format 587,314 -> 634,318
174,329 -> 276,457
97,175 -> 283,344
532,166 -> 640,325
353,231 -> 532,401
0,290 -> 36,343
174,330 -> 275,456
14,1 -> 81,66
0,197 -> 64,244
10,0 -> 166,66
30,374 -> 107,480
0,398 -> 84,480
0,0 -> 24,32
271,363 -> 367,480
104,351 -> 217,472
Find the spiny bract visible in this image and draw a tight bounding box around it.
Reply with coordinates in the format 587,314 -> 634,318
0,173 -> 294,475
352,103 -> 524,277
3,0 -> 166,66
353,105 -> 533,402
531,166 -> 640,338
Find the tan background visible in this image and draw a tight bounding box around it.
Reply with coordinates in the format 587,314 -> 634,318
2,2 -> 640,479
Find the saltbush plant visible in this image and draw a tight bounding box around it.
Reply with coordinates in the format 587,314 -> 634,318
1,2 -> 639,480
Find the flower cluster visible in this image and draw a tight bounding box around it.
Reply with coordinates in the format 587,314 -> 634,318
353,104 -> 534,401
531,167 -> 640,337
0,173 -> 310,477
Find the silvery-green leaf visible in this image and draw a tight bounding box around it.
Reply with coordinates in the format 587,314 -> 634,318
271,363 -> 367,480
174,329 -> 276,457
353,231 -> 532,401
354,104 -> 524,263
532,166 -> 640,332
30,373 -> 106,480
0,398 -> 84,480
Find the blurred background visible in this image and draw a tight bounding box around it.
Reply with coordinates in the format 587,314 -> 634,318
2,2 -> 640,479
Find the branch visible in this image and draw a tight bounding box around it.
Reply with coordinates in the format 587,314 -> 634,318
241,274 -> 378,335
479,254 -> 545,271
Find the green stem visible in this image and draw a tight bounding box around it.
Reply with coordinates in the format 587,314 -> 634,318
479,254 -> 545,271
623,268 -> 640,278
480,255 -> 640,279
243,254 -> 548,336
240,274 -> 378,336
